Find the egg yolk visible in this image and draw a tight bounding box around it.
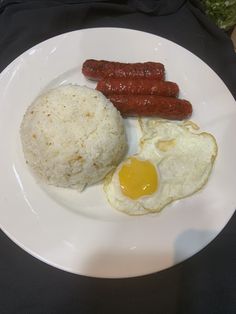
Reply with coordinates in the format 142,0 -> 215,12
118,157 -> 158,200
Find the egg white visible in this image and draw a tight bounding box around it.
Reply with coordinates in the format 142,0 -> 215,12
104,119 -> 218,215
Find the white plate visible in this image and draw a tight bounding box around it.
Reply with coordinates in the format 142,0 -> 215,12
0,27 -> 236,278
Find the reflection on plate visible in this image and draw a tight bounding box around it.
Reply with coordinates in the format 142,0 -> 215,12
0,28 -> 236,278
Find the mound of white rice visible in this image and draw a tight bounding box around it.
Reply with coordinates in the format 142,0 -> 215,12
20,85 -> 127,190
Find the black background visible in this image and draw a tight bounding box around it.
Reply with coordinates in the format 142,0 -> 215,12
0,1 -> 236,313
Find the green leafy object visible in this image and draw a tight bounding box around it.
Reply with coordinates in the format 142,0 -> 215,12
201,0 -> 236,30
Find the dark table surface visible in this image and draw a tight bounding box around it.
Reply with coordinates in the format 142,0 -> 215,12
1,1 -> 236,313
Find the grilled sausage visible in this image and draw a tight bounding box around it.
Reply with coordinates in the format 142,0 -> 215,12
82,59 -> 165,80
108,95 -> 192,120
97,78 -> 179,97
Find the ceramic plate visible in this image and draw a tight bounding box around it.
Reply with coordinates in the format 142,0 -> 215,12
0,28 -> 236,278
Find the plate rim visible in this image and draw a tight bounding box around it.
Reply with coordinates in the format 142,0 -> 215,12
0,27 -> 236,278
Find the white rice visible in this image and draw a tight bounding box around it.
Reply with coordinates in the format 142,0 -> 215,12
20,85 -> 127,190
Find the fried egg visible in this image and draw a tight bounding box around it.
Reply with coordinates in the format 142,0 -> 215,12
104,119 -> 218,215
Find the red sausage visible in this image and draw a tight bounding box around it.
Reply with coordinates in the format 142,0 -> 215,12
82,59 -> 165,80
107,95 -> 192,120
96,78 -> 179,97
